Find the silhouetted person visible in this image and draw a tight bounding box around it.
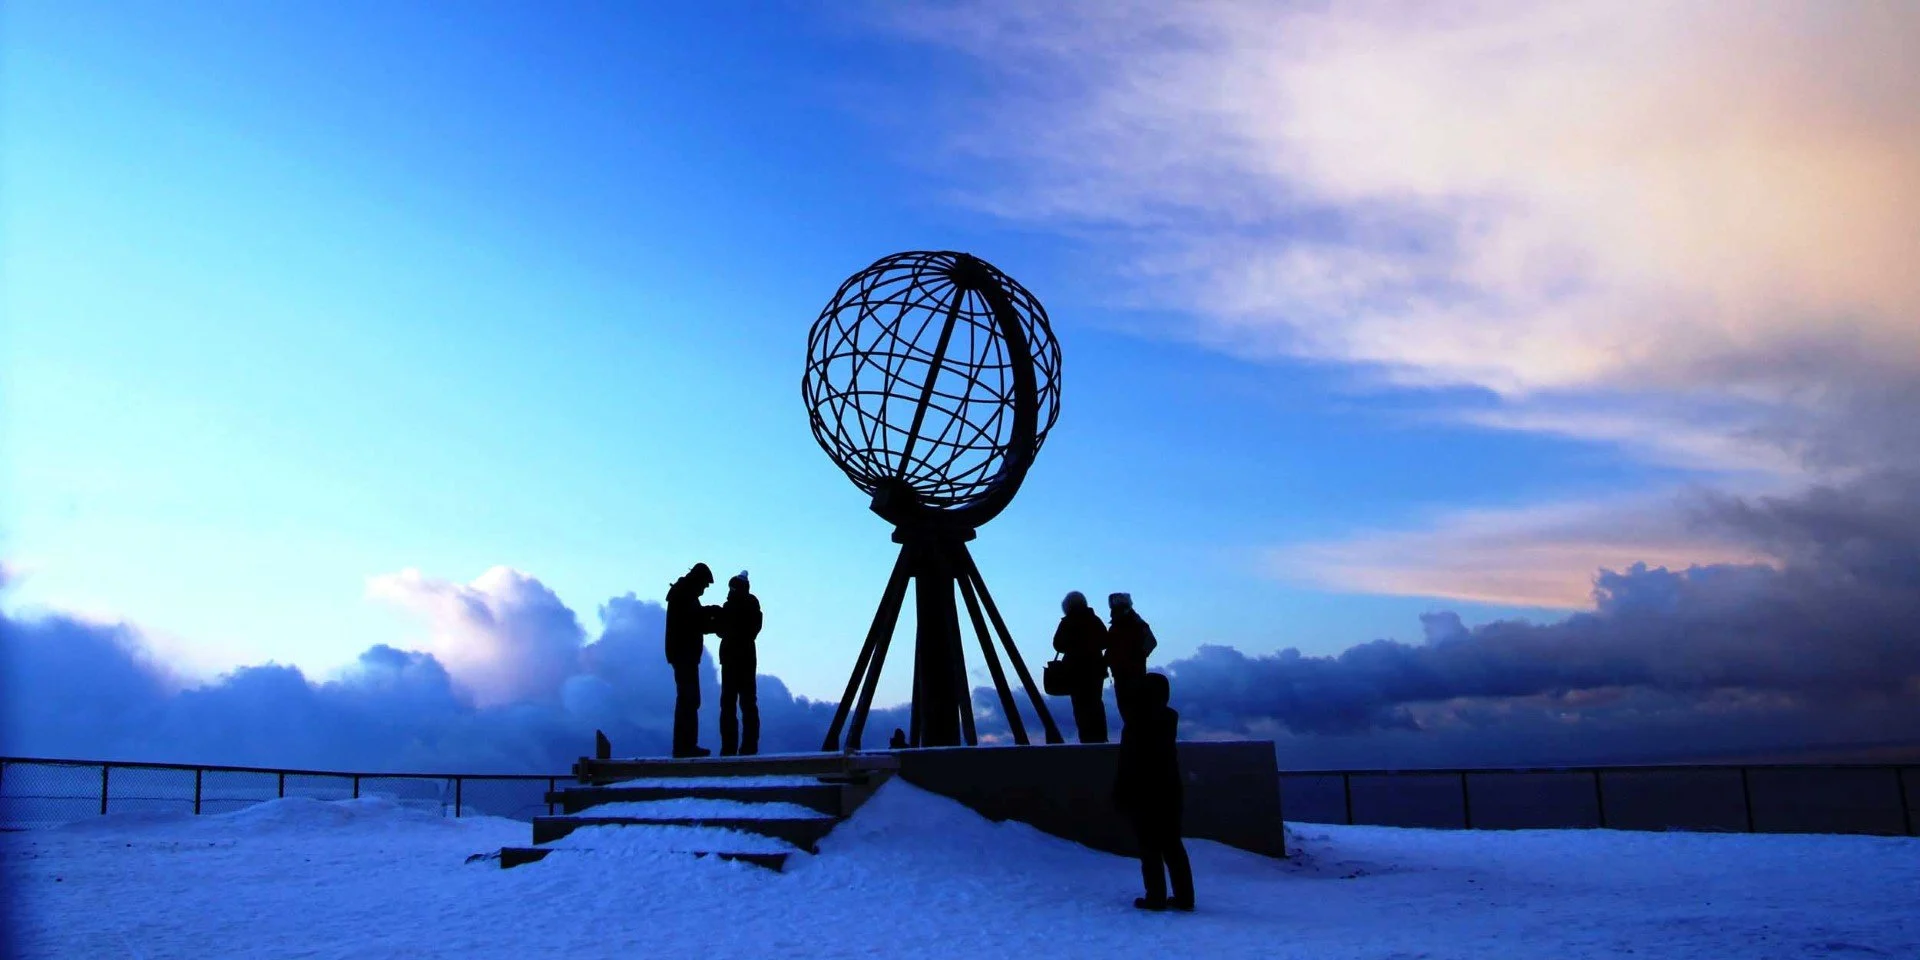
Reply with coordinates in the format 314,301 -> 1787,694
1113,672 -> 1192,912
716,570 -> 763,756
594,729 -> 612,760
1053,590 -> 1111,743
1105,592 -> 1157,721
889,728 -> 908,750
665,562 -> 720,758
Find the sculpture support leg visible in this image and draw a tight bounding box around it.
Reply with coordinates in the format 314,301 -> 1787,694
959,544 -> 1064,745
829,546 -> 912,752
957,571 -> 1028,745
910,540 -> 964,747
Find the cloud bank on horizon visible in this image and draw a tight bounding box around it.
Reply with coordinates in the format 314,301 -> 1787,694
885,0 -> 1920,607
7,466 -> 1916,771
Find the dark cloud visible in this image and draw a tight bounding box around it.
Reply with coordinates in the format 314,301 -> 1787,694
1154,470 -> 1920,765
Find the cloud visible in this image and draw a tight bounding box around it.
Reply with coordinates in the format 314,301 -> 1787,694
889,1 -> 1920,404
2,569 -> 915,772
1171,472 -> 1920,763
1272,490 -> 1772,608
9,487 -> 1917,772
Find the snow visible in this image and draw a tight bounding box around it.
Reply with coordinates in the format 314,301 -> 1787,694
553,798 -> 828,820
6,781 -> 1915,959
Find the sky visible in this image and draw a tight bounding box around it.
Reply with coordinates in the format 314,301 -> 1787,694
3,1 -> 1917,770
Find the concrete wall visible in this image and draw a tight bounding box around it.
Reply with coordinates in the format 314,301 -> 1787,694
893,740 -> 1286,858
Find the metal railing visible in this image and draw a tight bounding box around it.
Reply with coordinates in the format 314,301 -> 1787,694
4,755 -> 1915,837
0,757 -> 562,829
1277,763 -> 1918,836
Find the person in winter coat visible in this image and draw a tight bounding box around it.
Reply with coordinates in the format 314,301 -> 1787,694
716,570 -> 763,756
1052,590 -> 1111,743
1105,592 -> 1157,722
1112,672 -> 1193,912
664,563 -> 721,758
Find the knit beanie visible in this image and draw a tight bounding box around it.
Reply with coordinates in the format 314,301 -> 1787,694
730,570 -> 750,589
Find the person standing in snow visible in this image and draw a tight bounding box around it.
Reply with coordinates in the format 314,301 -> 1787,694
664,562 -> 721,758
1112,671 -> 1193,912
1105,592 -> 1157,723
1052,590 -> 1111,743
716,570 -> 763,756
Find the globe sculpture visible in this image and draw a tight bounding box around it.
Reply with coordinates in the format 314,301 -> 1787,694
805,251 -> 1065,749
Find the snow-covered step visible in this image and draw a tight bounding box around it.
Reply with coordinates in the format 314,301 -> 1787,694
499,821 -> 805,872
531,796 -> 838,849
547,776 -> 856,817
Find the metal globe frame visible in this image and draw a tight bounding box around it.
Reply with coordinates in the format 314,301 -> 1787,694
804,251 -> 1064,750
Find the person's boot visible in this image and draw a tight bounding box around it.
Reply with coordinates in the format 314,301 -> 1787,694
1133,898 -> 1166,911
1168,897 -> 1194,912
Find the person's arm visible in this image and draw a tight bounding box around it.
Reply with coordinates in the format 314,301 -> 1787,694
1052,619 -> 1070,654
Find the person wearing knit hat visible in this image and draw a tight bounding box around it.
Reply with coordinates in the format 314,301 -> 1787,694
1105,592 -> 1157,723
716,570 -> 763,756
1052,591 -> 1111,743
664,563 -> 721,757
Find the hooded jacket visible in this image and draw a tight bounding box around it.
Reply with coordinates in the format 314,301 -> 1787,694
664,575 -> 716,666
1113,674 -> 1182,819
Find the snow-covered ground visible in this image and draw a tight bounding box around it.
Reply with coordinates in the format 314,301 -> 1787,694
4,782 -> 1914,959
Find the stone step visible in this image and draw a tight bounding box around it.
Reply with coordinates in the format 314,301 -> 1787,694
548,781 -> 853,817
531,814 -> 840,850
573,752 -> 898,784
494,846 -> 789,872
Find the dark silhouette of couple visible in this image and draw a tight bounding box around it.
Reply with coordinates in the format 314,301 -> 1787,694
663,563 -> 761,757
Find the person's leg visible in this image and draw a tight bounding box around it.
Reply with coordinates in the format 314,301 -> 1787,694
673,662 -> 701,756
1071,687 -> 1106,744
740,658 -> 759,755
718,662 -> 740,757
1086,681 -> 1108,743
1162,817 -> 1195,909
1133,816 -> 1167,907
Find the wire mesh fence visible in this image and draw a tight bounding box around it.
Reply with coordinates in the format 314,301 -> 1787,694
2,755 -> 1912,836
0,758 -> 559,829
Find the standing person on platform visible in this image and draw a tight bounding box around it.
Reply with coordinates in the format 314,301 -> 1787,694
1052,590 -> 1111,743
716,570 -> 763,756
1113,672 -> 1193,912
664,563 -> 720,758
1105,592 -> 1157,722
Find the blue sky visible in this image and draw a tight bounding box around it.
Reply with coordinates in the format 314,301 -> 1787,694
6,1 -> 1908,713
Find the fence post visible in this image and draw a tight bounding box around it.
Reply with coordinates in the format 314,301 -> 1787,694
455,777 -> 463,818
1592,769 -> 1607,829
1342,772 -> 1354,825
1740,767 -> 1755,832
278,772 -> 286,798
194,769 -> 203,815
100,765 -> 111,815
353,775 -> 361,800
1459,771 -> 1474,829
547,777 -> 556,816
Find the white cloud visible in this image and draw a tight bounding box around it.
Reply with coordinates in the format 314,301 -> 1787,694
892,0 -> 1920,446
366,566 -> 585,708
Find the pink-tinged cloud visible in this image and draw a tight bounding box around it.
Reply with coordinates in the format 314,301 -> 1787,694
1271,491 -> 1773,608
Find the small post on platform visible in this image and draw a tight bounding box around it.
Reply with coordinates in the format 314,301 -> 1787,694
1592,769 -> 1607,829
1894,766 -> 1911,837
1740,767 -> 1755,832
1459,771 -> 1473,829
